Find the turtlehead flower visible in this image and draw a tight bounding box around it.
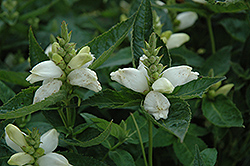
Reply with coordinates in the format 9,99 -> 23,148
176,12 -> 198,31
161,65 -> 199,87
36,153 -> 73,166
144,91 -> 170,120
8,152 -> 34,166
110,68 -> 149,93
44,44 -> 52,56
152,77 -> 174,94
166,33 -> 190,49
26,60 -> 65,84
5,124 -> 29,150
5,124 -> 72,166
67,68 -> 102,92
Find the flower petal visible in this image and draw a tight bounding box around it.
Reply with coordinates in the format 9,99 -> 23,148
143,91 -> 170,120
36,153 -> 72,166
176,12 -> 198,31
5,124 -> 29,149
166,33 -> 190,49
44,44 -> 52,56
67,68 -> 102,92
110,68 -> 149,93
40,129 -> 59,154
33,79 -> 62,104
162,65 -> 199,87
137,55 -> 149,79
26,60 -> 64,84
152,77 -> 174,94
8,152 -> 34,166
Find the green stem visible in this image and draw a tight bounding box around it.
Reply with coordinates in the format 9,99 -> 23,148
148,119 -> 153,166
131,113 -> 148,166
102,141 -> 124,161
58,107 -> 68,128
207,15 -> 216,54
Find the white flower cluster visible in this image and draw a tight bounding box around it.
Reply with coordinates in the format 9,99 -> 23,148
111,55 -> 199,120
26,44 -> 102,104
5,124 -> 72,166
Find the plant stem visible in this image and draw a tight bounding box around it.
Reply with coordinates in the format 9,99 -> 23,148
207,15 -> 216,54
102,141 -> 123,161
148,119 -> 153,166
58,107 -> 68,128
130,113 -> 148,166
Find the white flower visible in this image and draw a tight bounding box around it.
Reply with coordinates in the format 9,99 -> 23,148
192,0 -> 207,4
166,33 -> 190,49
5,124 -> 29,150
67,68 -> 102,92
138,55 -> 149,79
161,65 -> 199,87
7,152 -> 34,166
110,68 -> 149,93
143,91 -> 170,120
26,60 -> 65,84
36,153 -> 72,166
39,129 -> 59,154
176,12 -> 198,31
152,77 -> 174,93
33,79 -> 62,104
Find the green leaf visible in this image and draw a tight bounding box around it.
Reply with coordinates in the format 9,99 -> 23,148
131,0 -> 153,67
63,121 -> 112,148
80,115 -> 127,141
0,81 -> 15,103
61,152 -> 109,166
29,27 -> 49,68
19,0 -> 59,21
109,149 -> 136,166
140,97 -> 191,142
0,144 -> 13,166
81,89 -> 143,109
188,123 -> 209,137
0,89 -> 67,119
153,128 -> 175,147
170,46 -> 205,68
246,85 -> 250,109
87,14 -> 135,70
98,47 -> 132,69
0,70 -> 30,87
202,95 -> 244,127
192,145 -> 205,166
172,77 -> 226,99
201,46 -> 231,76
200,148 -> 218,166
173,135 -> 207,166
220,18 -> 250,42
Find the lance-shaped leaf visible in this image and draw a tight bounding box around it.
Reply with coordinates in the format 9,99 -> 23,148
140,97 -> 191,142
202,95 -> 243,127
0,70 -> 30,87
63,121 -> 112,148
171,77 -> 225,99
131,0 -> 153,67
0,89 -> 67,119
86,14 -> 135,70
29,27 -> 49,68
81,89 -> 143,109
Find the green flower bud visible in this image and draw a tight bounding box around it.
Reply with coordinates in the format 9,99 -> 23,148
78,46 -> 90,54
207,90 -> 216,100
149,56 -> 156,64
52,42 -> 60,53
149,33 -> 157,50
151,72 -> 159,81
33,148 -> 45,158
150,64 -> 157,73
57,37 -> 66,46
210,81 -> 221,90
22,145 -> 35,154
66,53 -> 93,73
157,64 -> 164,73
215,84 -> 234,97
64,43 -> 76,53
153,46 -> 162,57
52,53 -> 66,69
142,48 -> 150,57
161,31 -> 172,41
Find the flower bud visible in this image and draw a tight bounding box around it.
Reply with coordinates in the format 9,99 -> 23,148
151,72 -> 159,81
57,37 -> 66,46
66,53 -> 93,72
210,81 -> 221,90
215,84 -> 234,97
64,43 -> 76,53
157,64 -> 164,73
152,77 -> 175,94
176,12 -> 198,31
78,46 -> 90,54
52,42 -> 60,54
22,145 -> 35,154
8,152 -> 34,166
149,56 -> 156,64
149,64 -> 157,72
52,53 -> 66,69
5,124 -> 29,149
33,148 -> 45,158
166,33 -> 190,49
207,90 -> 216,100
